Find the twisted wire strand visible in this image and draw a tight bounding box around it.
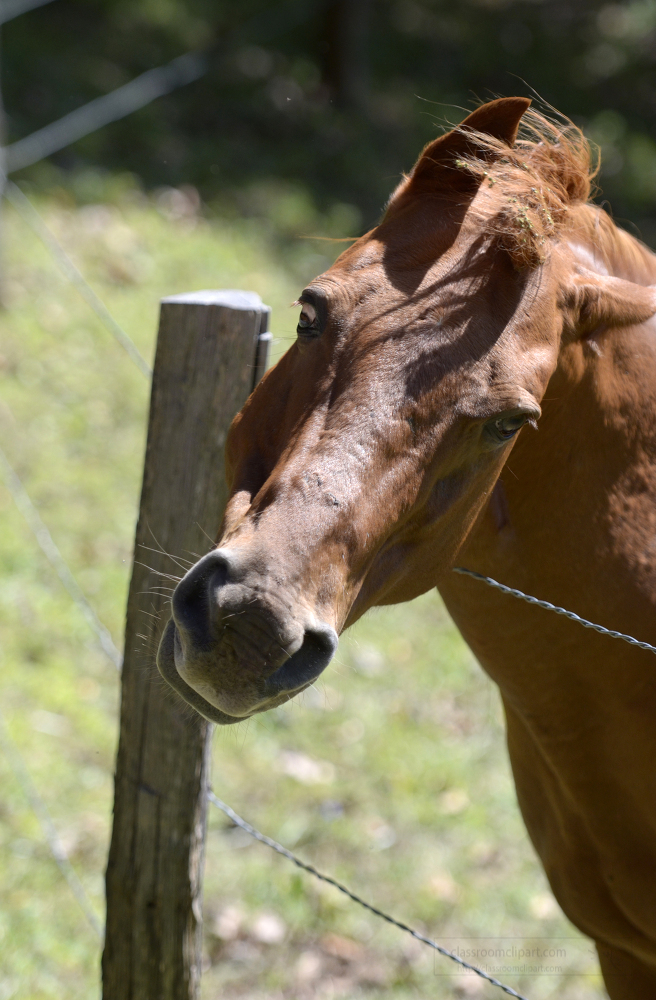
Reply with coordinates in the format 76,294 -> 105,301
453,567 -> 656,655
208,792 -> 530,1000
0,707 -> 103,937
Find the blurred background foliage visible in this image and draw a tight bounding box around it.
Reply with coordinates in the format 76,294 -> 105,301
6,0 -> 656,242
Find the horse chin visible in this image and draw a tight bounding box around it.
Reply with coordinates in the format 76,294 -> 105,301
157,619 -> 247,725
156,618 -> 334,725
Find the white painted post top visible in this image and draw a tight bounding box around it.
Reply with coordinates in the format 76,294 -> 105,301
161,290 -> 264,310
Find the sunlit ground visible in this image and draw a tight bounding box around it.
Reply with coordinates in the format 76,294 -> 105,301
0,181 -> 604,999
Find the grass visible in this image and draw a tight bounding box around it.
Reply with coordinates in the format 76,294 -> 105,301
0,178 -> 605,1000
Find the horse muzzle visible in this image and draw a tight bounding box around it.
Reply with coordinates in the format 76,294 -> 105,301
156,548 -> 338,724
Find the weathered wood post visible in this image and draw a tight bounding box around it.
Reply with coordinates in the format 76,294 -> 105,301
103,290 -> 271,1000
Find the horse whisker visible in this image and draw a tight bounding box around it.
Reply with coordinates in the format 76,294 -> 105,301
195,522 -> 217,547
134,561 -> 183,582
144,523 -> 196,571
139,543 -> 194,570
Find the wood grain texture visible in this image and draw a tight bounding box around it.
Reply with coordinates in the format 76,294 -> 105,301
102,292 -> 270,1000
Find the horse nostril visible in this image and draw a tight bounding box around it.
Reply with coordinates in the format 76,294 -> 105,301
264,623 -> 338,694
304,624 -> 339,663
171,548 -> 234,645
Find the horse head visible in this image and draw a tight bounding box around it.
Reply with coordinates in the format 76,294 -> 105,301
158,97 -> 656,723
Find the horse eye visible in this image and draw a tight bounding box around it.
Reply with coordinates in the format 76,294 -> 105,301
495,415 -> 526,439
297,302 -> 320,336
485,413 -> 531,446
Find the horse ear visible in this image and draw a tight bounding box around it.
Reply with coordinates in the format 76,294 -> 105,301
404,97 -> 532,196
567,271 -> 656,334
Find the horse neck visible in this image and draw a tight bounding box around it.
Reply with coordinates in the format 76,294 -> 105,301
491,202 -> 656,572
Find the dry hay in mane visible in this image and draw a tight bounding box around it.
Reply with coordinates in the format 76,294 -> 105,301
458,109 -> 598,268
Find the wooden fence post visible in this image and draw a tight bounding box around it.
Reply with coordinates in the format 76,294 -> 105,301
102,290 -> 271,1000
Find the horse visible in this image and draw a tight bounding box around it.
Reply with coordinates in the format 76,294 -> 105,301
157,97 -> 656,998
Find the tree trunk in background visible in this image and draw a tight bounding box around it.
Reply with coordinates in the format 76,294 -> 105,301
323,0 -> 371,112
102,291 -> 270,1000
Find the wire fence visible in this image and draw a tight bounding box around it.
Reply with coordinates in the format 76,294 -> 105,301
209,793 -> 531,1000
0,444 -> 123,668
3,179 -> 151,376
4,52 -> 208,175
452,566 -> 656,655
0,706 -> 103,938
0,0 -> 56,25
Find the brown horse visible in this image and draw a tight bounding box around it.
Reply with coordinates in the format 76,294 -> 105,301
158,98 -> 656,998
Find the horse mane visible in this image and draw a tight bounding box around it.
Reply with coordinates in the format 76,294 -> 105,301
458,109 -> 598,267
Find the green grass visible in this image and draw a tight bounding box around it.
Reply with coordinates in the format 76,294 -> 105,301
0,182 -> 604,999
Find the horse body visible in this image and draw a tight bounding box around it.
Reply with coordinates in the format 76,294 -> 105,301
158,99 -> 656,997
441,204 -> 656,992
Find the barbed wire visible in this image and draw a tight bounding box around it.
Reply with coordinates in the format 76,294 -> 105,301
3,179 -> 151,377
209,792 -> 530,1000
5,51 -> 207,174
0,706 -> 103,936
453,566 -> 656,655
0,445 -> 122,668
